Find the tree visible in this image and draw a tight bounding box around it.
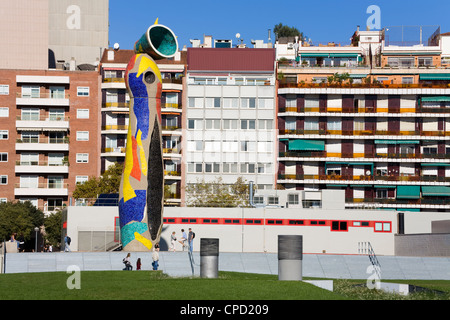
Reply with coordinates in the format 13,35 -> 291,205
43,210 -> 62,249
274,23 -> 303,39
73,162 -> 123,199
185,177 -> 250,207
0,201 -> 44,242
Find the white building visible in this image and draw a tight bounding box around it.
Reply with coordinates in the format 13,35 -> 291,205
184,47 -> 277,196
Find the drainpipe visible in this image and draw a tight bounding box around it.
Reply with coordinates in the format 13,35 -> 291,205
249,181 -> 255,207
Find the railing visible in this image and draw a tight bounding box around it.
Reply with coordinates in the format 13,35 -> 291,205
279,107 -> 450,114
162,103 -> 180,109
15,183 -> 68,189
17,92 -> 70,99
359,242 -> 381,280
277,173 -> 450,183
164,170 -> 181,176
161,125 -> 181,131
15,161 -> 69,166
102,77 -> 125,83
279,129 -> 450,137
16,116 -> 70,121
102,102 -> 129,108
102,147 -> 126,153
278,81 -> 450,89
101,125 -> 129,131
278,151 -> 450,160
347,198 -> 450,205
16,137 -> 69,144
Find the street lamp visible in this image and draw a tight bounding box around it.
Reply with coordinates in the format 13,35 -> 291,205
34,227 -> 39,252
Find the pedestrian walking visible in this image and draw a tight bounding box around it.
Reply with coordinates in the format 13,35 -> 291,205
123,253 -> 132,270
170,231 -> 177,251
188,228 -> 195,252
64,235 -> 71,252
152,244 -> 160,270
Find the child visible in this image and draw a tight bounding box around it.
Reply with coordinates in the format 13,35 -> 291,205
152,244 -> 160,270
136,258 -> 141,270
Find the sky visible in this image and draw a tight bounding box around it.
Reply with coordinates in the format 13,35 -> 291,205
109,0 -> 450,50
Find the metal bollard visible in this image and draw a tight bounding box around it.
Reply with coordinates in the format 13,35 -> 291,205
200,238 -> 219,278
278,235 -> 303,281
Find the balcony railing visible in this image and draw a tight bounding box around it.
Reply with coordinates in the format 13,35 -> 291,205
101,125 -> 129,131
102,102 -> 129,108
346,198 -> 450,205
278,129 -> 450,137
102,147 -> 126,153
279,151 -> 450,160
277,173 -> 450,183
280,106 -> 450,114
16,137 -> 69,144
15,183 -> 69,189
15,161 -> 69,166
16,116 -> 70,121
278,81 -> 450,89
17,92 -> 70,99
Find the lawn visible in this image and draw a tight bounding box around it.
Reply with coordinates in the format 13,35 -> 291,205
0,270 -> 449,301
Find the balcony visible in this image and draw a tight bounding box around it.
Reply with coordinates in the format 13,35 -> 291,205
278,129 -> 450,138
279,151 -> 450,161
101,125 -> 128,134
101,147 -> 126,157
346,197 -> 450,206
16,138 -> 69,151
14,183 -> 69,196
16,92 -> 70,106
16,116 -> 69,131
15,161 -> 69,174
277,173 -> 450,184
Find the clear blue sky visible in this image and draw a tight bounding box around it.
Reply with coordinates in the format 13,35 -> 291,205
109,0 -> 450,50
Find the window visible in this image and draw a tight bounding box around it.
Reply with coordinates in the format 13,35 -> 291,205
0,85 -> 9,95
327,119 -> 342,131
304,119 -> 319,131
205,119 -> 221,130
253,196 -> 264,205
258,120 -> 273,130
241,98 -> 256,108
331,221 -> 348,231
241,120 -> 256,130
76,153 -> 89,163
188,97 -> 204,108
288,193 -> 299,205
418,57 -> 433,67
21,132 -> 39,143
21,108 -> 39,120
376,189 -> 388,199
223,98 -> 239,108
47,199 -> 63,211
258,98 -> 273,109
76,176 -> 89,184
240,141 -> 256,152
375,222 -> 391,232
0,175 -> 7,185
402,77 -> 414,84
48,153 -> 64,166
20,176 -> 37,188
302,200 -> 321,208
223,119 -> 238,130
50,86 -> 65,99
76,131 -> 89,141
205,97 -> 221,108
48,176 -> 64,189
0,130 -> 8,140
49,109 -> 65,121
21,86 -> 40,98
0,153 -> 7,162
188,119 -> 202,130
77,87 -> 90,96
20,153 -> 38,165
0,108 -> 8,117
77,109 -> 89,119
268,196 -> 279,205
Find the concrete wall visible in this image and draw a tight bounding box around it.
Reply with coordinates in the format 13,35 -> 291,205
67,205 -> 398,255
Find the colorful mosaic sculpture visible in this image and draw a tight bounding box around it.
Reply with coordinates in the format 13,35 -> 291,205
119,20 -> 178,251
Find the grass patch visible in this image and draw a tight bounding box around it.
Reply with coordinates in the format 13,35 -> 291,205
0,271 -> 449,300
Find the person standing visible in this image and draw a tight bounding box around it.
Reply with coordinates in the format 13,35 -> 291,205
136,258 -> 141,270
152,244 -> 160,270
64,235 -> 71,252
170,231 -> 177,252
179,229 -> 187,251
188,228 -> 195,253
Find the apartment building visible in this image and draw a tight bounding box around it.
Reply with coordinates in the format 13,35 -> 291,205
184,47 -> 277,202
99,48 -> 186,206
0,69 -> 101,213
276,26 -> 450,212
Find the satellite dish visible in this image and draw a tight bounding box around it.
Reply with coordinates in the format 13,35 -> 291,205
113,43 -> 120,50
366,170 -> 371,175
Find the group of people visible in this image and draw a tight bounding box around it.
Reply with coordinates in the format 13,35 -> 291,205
170,228 -> 195,252
122,244 -> 160,271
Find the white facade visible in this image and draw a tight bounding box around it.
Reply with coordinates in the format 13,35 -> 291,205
185,74 -> 277,191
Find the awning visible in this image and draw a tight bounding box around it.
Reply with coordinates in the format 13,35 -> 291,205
374,185 -> 397,188
396,186 -> 421,199
422,186 -> 450,196
421,96 -> 450,102
349,74 -> 368,79
421,163 -> 450,166
289,139 -> 325,151
374,140 -> 420,144
419,74 -> 450,81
